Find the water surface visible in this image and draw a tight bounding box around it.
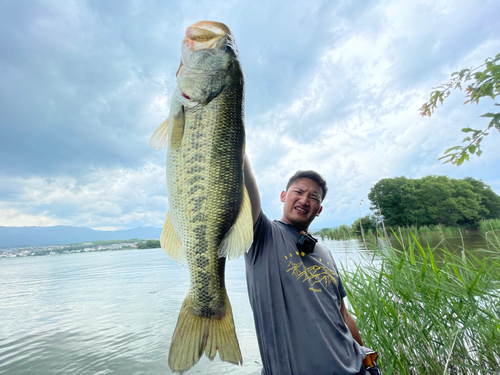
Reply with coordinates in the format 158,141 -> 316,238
2,233 -> 492,374
1,243 -> 360,375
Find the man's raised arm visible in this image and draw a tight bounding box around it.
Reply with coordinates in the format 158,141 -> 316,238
243,154 -> 261,225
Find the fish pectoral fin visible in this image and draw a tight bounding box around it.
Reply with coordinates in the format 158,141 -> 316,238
161,211 -> 184,264
169,106 -> 185,150
218,185 -> 253,259
149,118 -> 170,150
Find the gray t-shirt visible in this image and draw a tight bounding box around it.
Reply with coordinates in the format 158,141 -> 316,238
245,213 -> 365,375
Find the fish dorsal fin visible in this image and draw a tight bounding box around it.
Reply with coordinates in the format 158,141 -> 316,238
218,185 -> 253,259
161,211 -> 184,264
149,118 -> 170,150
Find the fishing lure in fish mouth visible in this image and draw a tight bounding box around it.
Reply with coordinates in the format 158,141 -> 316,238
150,20 -> 252,373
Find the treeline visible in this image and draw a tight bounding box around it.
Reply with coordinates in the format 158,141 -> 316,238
368,176 -> 500,229
136,239 -> 161,249
317,216 -> 383,240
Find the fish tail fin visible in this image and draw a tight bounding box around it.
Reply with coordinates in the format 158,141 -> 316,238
168,295 -> 242,372
205,294 -> 242,365
168,297 -> 207,373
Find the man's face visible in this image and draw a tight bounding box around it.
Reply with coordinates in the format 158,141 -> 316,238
280,178 -> 323,231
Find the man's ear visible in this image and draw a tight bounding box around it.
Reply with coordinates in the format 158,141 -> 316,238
280,190 -> 286,203
316,206 -> 323,216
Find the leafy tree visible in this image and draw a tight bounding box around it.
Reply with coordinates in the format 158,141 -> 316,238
368,176 -> 499,228
463,177 -> 500,219
367,177 -> 415,227
137,239 -> 161,249
420,52 -> 500,165
352,215 -> 376,236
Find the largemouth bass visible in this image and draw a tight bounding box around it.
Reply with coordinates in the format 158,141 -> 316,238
149,21 -> 253,373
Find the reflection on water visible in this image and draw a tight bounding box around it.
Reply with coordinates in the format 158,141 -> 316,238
389,230 -> 495,252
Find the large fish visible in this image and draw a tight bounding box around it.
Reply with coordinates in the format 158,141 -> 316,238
149,21 -> 252,373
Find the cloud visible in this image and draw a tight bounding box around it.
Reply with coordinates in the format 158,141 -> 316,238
0,0 -> 499,230
244,0 -> 500,227
0,163 -> 168,229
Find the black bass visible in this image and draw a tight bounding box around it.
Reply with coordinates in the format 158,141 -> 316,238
149,21 -> 252,372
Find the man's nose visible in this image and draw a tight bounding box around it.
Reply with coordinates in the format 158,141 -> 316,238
299,195 -> 309,206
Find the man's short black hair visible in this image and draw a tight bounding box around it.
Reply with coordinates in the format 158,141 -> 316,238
286,170 -> 328,201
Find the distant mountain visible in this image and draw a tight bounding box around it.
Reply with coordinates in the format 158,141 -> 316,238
0,226 -> 162,248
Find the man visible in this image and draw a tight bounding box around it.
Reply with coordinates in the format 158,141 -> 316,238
243,155 -> 378,375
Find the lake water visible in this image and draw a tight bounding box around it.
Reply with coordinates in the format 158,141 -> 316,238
1,231 -> 493,375
0,241 -> 368,375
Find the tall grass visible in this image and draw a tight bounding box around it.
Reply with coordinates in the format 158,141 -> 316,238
341,236 -> 500,374
318,225 -> 354,241
394,225 -> 463,238
480,219 -> 500,234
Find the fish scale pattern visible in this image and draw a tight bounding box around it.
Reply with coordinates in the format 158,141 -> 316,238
166,83 -> 244,319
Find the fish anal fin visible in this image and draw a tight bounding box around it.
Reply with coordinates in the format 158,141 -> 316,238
218,185 -> 253,259
149,118 -> 169,150
161,212 -> 184,264
168,295 -> 242,372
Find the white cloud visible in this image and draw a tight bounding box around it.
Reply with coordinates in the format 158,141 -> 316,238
244,0 -> 500,228
0,163 -> 168,229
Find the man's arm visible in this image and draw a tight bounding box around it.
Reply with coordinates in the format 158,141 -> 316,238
243,154 -> 261,225
340,299 -> 364,346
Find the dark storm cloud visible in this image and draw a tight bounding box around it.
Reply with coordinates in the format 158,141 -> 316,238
0,0 -> 181,177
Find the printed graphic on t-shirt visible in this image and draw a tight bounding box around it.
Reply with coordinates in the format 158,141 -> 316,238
284,251 -> 338,293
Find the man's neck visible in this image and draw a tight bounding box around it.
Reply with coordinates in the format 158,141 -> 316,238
279,217 -> 309,232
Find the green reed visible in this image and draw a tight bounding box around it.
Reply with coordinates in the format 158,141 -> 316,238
341,235 -> 500,374
480,219 -> 500,233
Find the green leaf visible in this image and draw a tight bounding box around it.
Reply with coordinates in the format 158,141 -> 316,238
421,258 -> 428,282
468,266 -> 484,291
468,145 -> 477,154
411,232 -> 426,259
380,296 -> 398,320
409,242 -> 415,266
480,112 -> 497,118
443,146 -> 461,153
428,245 -> 440,280
452,264 -> 465,285
461,127 -> 474,132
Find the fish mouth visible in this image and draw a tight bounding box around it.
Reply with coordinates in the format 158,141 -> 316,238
177,21 -> 232,78
184,21 -> 231,51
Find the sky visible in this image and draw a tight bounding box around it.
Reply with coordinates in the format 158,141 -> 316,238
1,0 -> 499,231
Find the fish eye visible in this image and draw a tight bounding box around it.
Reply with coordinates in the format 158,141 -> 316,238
221,44 -> 233,53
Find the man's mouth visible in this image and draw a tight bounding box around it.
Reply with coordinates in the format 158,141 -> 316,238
295,206 -> 307,213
